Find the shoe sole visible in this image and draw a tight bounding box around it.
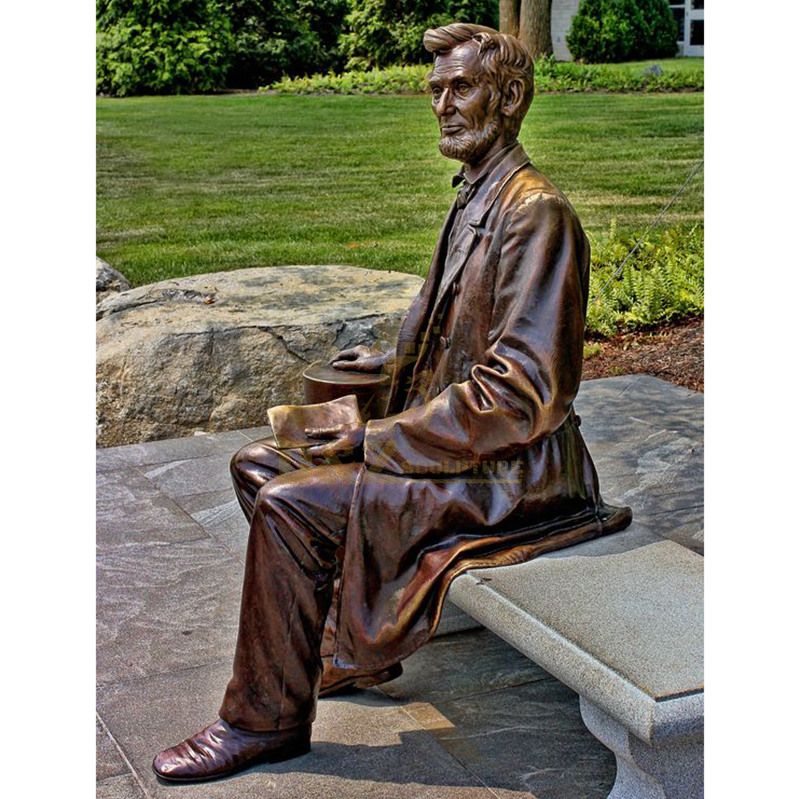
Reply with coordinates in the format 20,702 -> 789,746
319,662 -> 403,698
152,736 -> 311,783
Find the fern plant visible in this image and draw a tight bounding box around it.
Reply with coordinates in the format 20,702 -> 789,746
586,224 -> 704,337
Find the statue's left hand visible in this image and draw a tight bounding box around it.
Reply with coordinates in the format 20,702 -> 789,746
305,423 -> 366,463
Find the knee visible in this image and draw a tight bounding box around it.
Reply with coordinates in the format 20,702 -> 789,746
255,476 -> 292,515
230,439 -> 280,483
229,441 -> 256,481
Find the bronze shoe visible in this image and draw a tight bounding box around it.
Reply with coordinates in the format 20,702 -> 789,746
319,657 -> 403,697
152,718 -> 310,783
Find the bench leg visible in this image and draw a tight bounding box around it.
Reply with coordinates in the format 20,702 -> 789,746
580,698 -> 703,799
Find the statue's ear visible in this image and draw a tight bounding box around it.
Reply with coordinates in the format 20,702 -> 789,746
501,78 -> 524,119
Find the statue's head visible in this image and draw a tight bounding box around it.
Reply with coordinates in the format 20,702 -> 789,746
423,23 -> 534,166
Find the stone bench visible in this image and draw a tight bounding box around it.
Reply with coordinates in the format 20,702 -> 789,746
447,377 -> 704,799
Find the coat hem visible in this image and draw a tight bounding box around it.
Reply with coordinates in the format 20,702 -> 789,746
332,502 -> 632,672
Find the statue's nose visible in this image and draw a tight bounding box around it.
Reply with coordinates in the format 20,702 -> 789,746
434,88 -> 455,115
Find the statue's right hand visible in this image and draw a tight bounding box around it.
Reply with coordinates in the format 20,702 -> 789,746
329,345 -> 387,373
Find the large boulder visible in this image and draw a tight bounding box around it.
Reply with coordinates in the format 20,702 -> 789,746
96,256 -> 131,302
96,265 -> 423,447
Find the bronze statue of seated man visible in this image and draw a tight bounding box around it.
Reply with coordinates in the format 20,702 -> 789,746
153,22 -> 631,783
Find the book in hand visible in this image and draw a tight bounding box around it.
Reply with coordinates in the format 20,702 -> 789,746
267,394 -> 363,449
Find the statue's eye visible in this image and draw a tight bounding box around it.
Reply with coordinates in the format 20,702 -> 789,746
431,87 -> 443,101
455,82 -> 471,96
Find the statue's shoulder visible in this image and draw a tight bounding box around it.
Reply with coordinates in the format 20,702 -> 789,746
499,164 -> 577,223
491,159 -> 585,243
504,161 -> 565,205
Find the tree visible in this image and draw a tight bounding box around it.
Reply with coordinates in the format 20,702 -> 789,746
500,0 -> 553,58
499,0 -> 520,37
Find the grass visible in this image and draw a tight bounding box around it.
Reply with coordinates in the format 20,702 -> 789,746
97,92 -> 703,286
590,57 -> 704,75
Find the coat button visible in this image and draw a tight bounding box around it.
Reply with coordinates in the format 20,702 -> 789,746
439,335 -> 451,349
451,282 -> 460,296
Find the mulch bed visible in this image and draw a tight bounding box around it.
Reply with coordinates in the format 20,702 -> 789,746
582,316 -> 703,393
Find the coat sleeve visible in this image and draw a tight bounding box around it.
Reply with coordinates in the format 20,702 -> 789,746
363,192 -> 590,476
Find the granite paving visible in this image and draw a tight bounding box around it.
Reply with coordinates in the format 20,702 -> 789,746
96,375 -> 702,798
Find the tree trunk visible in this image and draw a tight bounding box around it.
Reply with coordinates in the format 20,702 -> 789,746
518,0 -> 553,58
499,0 -> 520,38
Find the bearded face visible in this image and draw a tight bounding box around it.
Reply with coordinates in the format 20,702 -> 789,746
429,42 -> 505,166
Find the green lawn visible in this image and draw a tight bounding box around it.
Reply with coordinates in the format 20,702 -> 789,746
595,57 -> 704,75
97,92 -> 703,286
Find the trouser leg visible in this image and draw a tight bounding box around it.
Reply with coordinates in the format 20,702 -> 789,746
219,460 -> 360,732
229,438 -> 344,659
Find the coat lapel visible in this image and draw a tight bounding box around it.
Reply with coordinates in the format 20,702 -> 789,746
428,144 -> 531,322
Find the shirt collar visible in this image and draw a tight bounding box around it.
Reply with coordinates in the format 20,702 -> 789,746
451,141 -> 518,189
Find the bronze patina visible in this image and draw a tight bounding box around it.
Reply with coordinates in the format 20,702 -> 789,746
153,22 -> 632,783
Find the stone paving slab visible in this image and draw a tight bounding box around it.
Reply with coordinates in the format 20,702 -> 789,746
175,489 -> 250,560
97,717 -> 130,782
574,377 -> 703,553
96,538 -> 242,685
601,466 -> 702,519
96,430 -> 251,471
380,628 -> 551,705
374,627 -> 616,798
633,503 -> 704,554
576,376 -> 703,446
96,493 -> 208,551
96,468 -> 163,504
237,425 -> 274,442
140,452 -> 236,499
425,679 -> 616,799
587,427 -> 702,476
96,775 -> 147,799
578,374 -> 703,420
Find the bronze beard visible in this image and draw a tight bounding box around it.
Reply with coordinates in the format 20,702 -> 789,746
439,116 -> 501,163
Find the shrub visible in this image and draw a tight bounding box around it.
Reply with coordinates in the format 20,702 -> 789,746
267,64 -> 432,95
567,0 -> 678,64
223,1 -> 348,89
341,1 -> 498,70
586,223 -> 704,337
96,0 -> 234,96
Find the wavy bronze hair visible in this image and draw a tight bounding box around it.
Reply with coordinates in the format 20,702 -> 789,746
423,23 -> 534,139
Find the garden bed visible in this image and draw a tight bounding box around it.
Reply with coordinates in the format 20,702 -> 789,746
583,316 -> 703,392
266,58 -> 704,96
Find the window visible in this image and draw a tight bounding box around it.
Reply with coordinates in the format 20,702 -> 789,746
671,8 -> 685,41
690,20 -> 704,46
692,0 -> 704,9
